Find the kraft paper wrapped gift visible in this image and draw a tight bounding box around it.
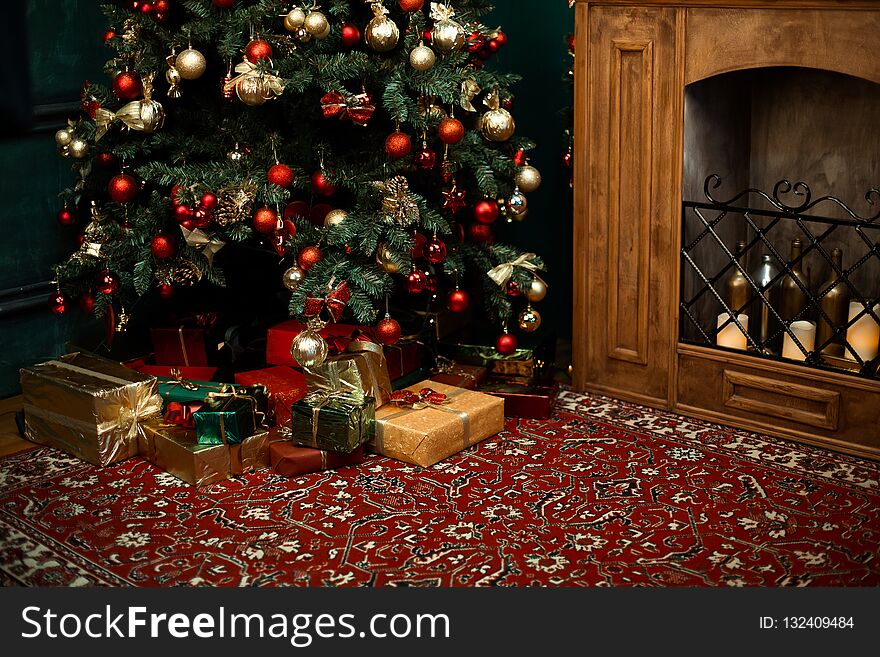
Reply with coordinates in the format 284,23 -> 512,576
370,380 -> 504,468
305,341 -> 392,409
20,352 -> 163,466
270,442 -> 366,477
235,366 -> 308,428
289,391 -> 376,453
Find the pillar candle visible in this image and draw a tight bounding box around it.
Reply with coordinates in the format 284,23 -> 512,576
716,313 -> 749,350
781,320 -> 816,361
845,302 -> 880,362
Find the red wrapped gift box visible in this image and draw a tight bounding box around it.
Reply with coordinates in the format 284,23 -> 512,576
429,363 -> 487,390
235,366 -> 308,428
124,356 -> 218,382
384,340 -> 422,381
270,442 -> 365,477
150,327 -> 211,367
266,320 -> 360,368
478,377 -> 559,419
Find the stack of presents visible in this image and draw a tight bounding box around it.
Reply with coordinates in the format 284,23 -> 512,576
18,313 -> 558,486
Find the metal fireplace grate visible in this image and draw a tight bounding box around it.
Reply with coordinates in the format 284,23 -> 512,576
680,175 -> 880,379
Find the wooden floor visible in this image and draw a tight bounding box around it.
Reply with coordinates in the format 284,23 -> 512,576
0,396 -> 33,458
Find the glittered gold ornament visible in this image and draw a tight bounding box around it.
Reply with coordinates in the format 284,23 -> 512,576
480,89 -> 515,142
176,47 -> 207,80
304,10 -> 329,36
236,76 -> 269,106
68,138 -> 89,159
324,208 -> 348,227
54,128 -> 73,147
430,3 -> 465,53
284,8 -> 306,31
516,165 -> 542,193
376,243 -> 399,273
409,43 -> 436,71
517,306 -> 542,332
525,277 -> 548,303
365,3 -> 400,52
290,320 -> 329,367
282,266 -> 306,291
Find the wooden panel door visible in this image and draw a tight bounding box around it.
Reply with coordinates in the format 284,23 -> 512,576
573,4 -> 681,408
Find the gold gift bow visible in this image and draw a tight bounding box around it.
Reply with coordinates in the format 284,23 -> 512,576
95,76 -> 164,141
430,2 -> 457,21
181,226 -> 225,267
374,387 -> 470,455
302,389 -> 365,448
486,253 -> 546,289
168,368 -> 200,391
223,59 -> 284,99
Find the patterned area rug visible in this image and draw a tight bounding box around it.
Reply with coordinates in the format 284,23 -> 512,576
1,388 -> 878,587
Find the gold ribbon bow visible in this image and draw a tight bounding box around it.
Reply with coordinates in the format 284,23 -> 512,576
486,253 -> 545,288
181,226 -> 225,267
223,59 -> 285,100
460,77 -> 481,113
95,75 -> 164,141
430,2 -> 457,21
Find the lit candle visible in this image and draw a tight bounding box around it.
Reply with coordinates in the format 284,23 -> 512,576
845,302 -> 880,362
781,320 -> 816,361
717,313 -> 748,350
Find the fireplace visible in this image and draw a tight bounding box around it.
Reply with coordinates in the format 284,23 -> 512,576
572,0 -> 880,458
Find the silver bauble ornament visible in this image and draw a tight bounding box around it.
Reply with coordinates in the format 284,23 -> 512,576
409,44 -> 436,71
54,128 -> 73,147
282,266 -> 306,291
375,243 -> 399,274
236,76 -> 269,106
324,208 -> 348,228
304,10 -> 329,36
68,138 -> 89,159
284,8 -> 306,31
176,48 -> 207,80
507,190 -> 528,218
480,107 -> 516,142
290,326 -> 329,367
525,277 -> 548,303
365,15 -> 399,52
517,307 -> 542,333
431,19 -> 465,53
516,165 -> 542,193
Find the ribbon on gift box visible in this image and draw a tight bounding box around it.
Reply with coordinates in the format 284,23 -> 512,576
301,389 -> 365,448
390,387 -> 449,409
304,279 -> 351,322
486,252 -> 546,289
163,401 -> 203,429
320,91 -> 376,127
374,386 -> 471,453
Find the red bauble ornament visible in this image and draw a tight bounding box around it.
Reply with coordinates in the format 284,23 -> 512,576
175,204 -> 193,222
267,163 -> 294,188
410,232 -> 428,258
311,170 -> 337,197
406,269 -> 427,294
103,29 -> 116,44
340,23 -> 361,47
193,208 -> 212,228
438,117 -> 465,145
506,280 -> 521,297
245,39 -> 273,63
423,270 -> 438,294
385,131 -> 412,158
57,208 -> 75,226
150,233 -> 176,259
425,237 -> 447,264
298,246 -> 324,272
112,71 -> 143,100
107,173 -> 138,203
80,292 -> 96,314
423,30 -> 432,42
200,192 -> 218,209
253,206 -> 279,234
95,270 -> 120,295
94,152 -> 117,169
468,223 -> 493,244
473,199 -> 499,225
494,31 -> 508,47
446,288 -> 470,313
284,200 -> 310,220
467,31 -> 485,52
414,146 -> 437,170
48,291 -> 68,315
399,0 -> 424,11
212,0 -> 236,6
158,283 -> 175,299
376,315 -> 402,345
139,3 -> 153,15
170,184 -> 183,206
495,332 -> 518,355
567,34 -> 576,52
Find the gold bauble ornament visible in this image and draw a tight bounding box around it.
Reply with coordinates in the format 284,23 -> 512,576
517,306 -> 542,333
282,266 -> 306,291
418,96 -> 447,122
365,7 -> 399,52
375,243 -> 399,274
176,48 -> 207,80
507,190 -> 528,219
516,165 -> 542,193
431,19 -> 465,53
54,128 -> 73,147
525,278 -> 548,303
295,26 -> 312,43
409,44 -> 436,71
304,10 -> 329,36
284,8 -> 306,31
68,138 -> 89,159
236,76 -> 269,106
324,208 -> 348,228
165,65 -> 182,87
317,23 -> 331,39
290,324 -> 329,367
480,107 -> 516,142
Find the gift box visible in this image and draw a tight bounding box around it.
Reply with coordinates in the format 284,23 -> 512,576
157,376 -> 270,419
384,340 -> 423,380
129,357 -> 218,382
266,319 -> 359,368
270,442 -> 365,477
193,394 -> 261,446
289,392 -> 376,453
20,352 -> 163,466
231,428 -> 275,474
438,332 -> 555,379
150,326 -> 211,367
305,341 -> 392,408
370,380 -> 504,468
429,359 -> 488,390
235,366 -> 308,428
478,377 -> 559,419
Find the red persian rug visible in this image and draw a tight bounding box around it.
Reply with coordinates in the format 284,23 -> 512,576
1,388 -> 878,587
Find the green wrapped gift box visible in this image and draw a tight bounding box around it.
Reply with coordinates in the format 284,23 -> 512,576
158,376 -> 270,420
193,395 -> 260,446
289,393 -> 375,454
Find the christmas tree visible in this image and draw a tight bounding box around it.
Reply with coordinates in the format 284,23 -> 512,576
50,0 -> 547,360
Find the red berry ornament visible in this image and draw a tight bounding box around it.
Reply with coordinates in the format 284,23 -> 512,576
96,270 -> 120,295
57,208 -> 75,226
473,199 -> 499,224
112,71 -> 142,100
406,269 -> 427,294
495,331 -> 518,355
80,292 -> 96,314
507,280 -> 521,297
385,131 -> 412,158
399,0 -> 424,11
494,31 -> 508,47
103,29 -> 116,44
253,206 -> 279,234
150,233 -> 176,259
175,204 -> 193,222
376,315 -> 402,345
340,23 -> 361,48
298,246 -> 324,271
48,291 -> 68,315
311,170 -> 337,197
108,173 -> 138,203
425,236 -> 447,264
438,117 -> 465,145
284,200 -> 310,220
268,163 -> 294,187
245,39 -> 273,63
446,288 -> 470,313
200,192 -> 218,209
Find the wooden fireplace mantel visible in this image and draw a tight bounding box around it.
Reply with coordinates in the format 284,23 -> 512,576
571,0 -> 880,458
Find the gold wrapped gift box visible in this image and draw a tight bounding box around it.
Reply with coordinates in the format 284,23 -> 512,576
370,380 -> 504,467
20,352 -> 163,466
